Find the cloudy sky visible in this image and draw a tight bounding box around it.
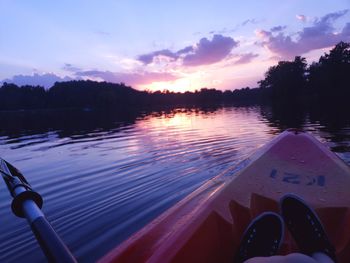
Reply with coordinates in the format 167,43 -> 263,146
1,0 -> 350,92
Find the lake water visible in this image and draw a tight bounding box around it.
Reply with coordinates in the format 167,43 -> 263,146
0,105 -> 349,262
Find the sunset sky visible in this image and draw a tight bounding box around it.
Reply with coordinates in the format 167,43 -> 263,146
1,0 -> 350,92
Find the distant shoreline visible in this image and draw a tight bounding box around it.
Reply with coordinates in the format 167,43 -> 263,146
0,41 -> 349,112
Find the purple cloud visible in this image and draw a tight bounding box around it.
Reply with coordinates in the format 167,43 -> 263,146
241,19 -> 259,26
1,73 -> 73,88
343,22 -> 350,36
182,34 -> 238,66
75,70 -> 178,86
137,49 -> 178,64
209,27 -> 232,35
176,45 -> 194,55
257,10 -> 350,58
209,19 -> 261,35
270,26 -> 286,32
2,70 -> 179,89
318,10 -> 348,23
62,63 -> 82,72
233,53 -> 259,65
137,34 -> 238,66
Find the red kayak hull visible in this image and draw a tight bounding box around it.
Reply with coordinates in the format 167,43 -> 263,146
99,130 -> 350,262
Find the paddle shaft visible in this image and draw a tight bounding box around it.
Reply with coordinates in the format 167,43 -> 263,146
0,159 -> 77,263
15,186 -> 77,263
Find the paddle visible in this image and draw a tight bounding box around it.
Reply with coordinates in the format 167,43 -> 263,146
0,159 -> 77,263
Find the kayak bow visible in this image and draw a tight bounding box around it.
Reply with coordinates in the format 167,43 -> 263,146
100,130 -> 350,263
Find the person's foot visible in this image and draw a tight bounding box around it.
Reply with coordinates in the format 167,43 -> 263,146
235,212 -> 284,263
280,194 -> 337,262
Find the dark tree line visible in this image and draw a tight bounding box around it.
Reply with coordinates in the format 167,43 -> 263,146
308,41 -> 350,104
0,84 -> 47,110
0,81 -> 263,111
258,41 -> 350,107
0,41 -> 349,111
256,41 -> 350,131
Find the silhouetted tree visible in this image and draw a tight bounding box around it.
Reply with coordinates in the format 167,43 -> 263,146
308,41 -> 350,103
0,82 -> 46,110
258,56 -> 307,104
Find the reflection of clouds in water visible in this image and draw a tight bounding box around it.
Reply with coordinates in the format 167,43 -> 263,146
131,107 -> 275,172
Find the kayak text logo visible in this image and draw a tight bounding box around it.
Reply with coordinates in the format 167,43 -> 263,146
269,169 -> 325,186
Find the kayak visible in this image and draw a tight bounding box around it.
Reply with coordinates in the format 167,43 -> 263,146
99,130 -> 350,263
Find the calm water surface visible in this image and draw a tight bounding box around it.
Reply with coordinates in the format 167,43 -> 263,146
0,106 -> 349,262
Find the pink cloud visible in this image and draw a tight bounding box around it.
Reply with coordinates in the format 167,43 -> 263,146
138,49 -> 178,64
137,34 -> 238,67
2,69 -> 180,89
182,34 -> 238,66
255,29 -> 271,39
232,53 -> 259,65
75,70 -> 178,86
296,14 -> 307,22
257,10 -> 350,59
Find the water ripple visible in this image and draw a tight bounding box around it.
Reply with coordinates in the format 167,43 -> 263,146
0,106 -> 349,262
